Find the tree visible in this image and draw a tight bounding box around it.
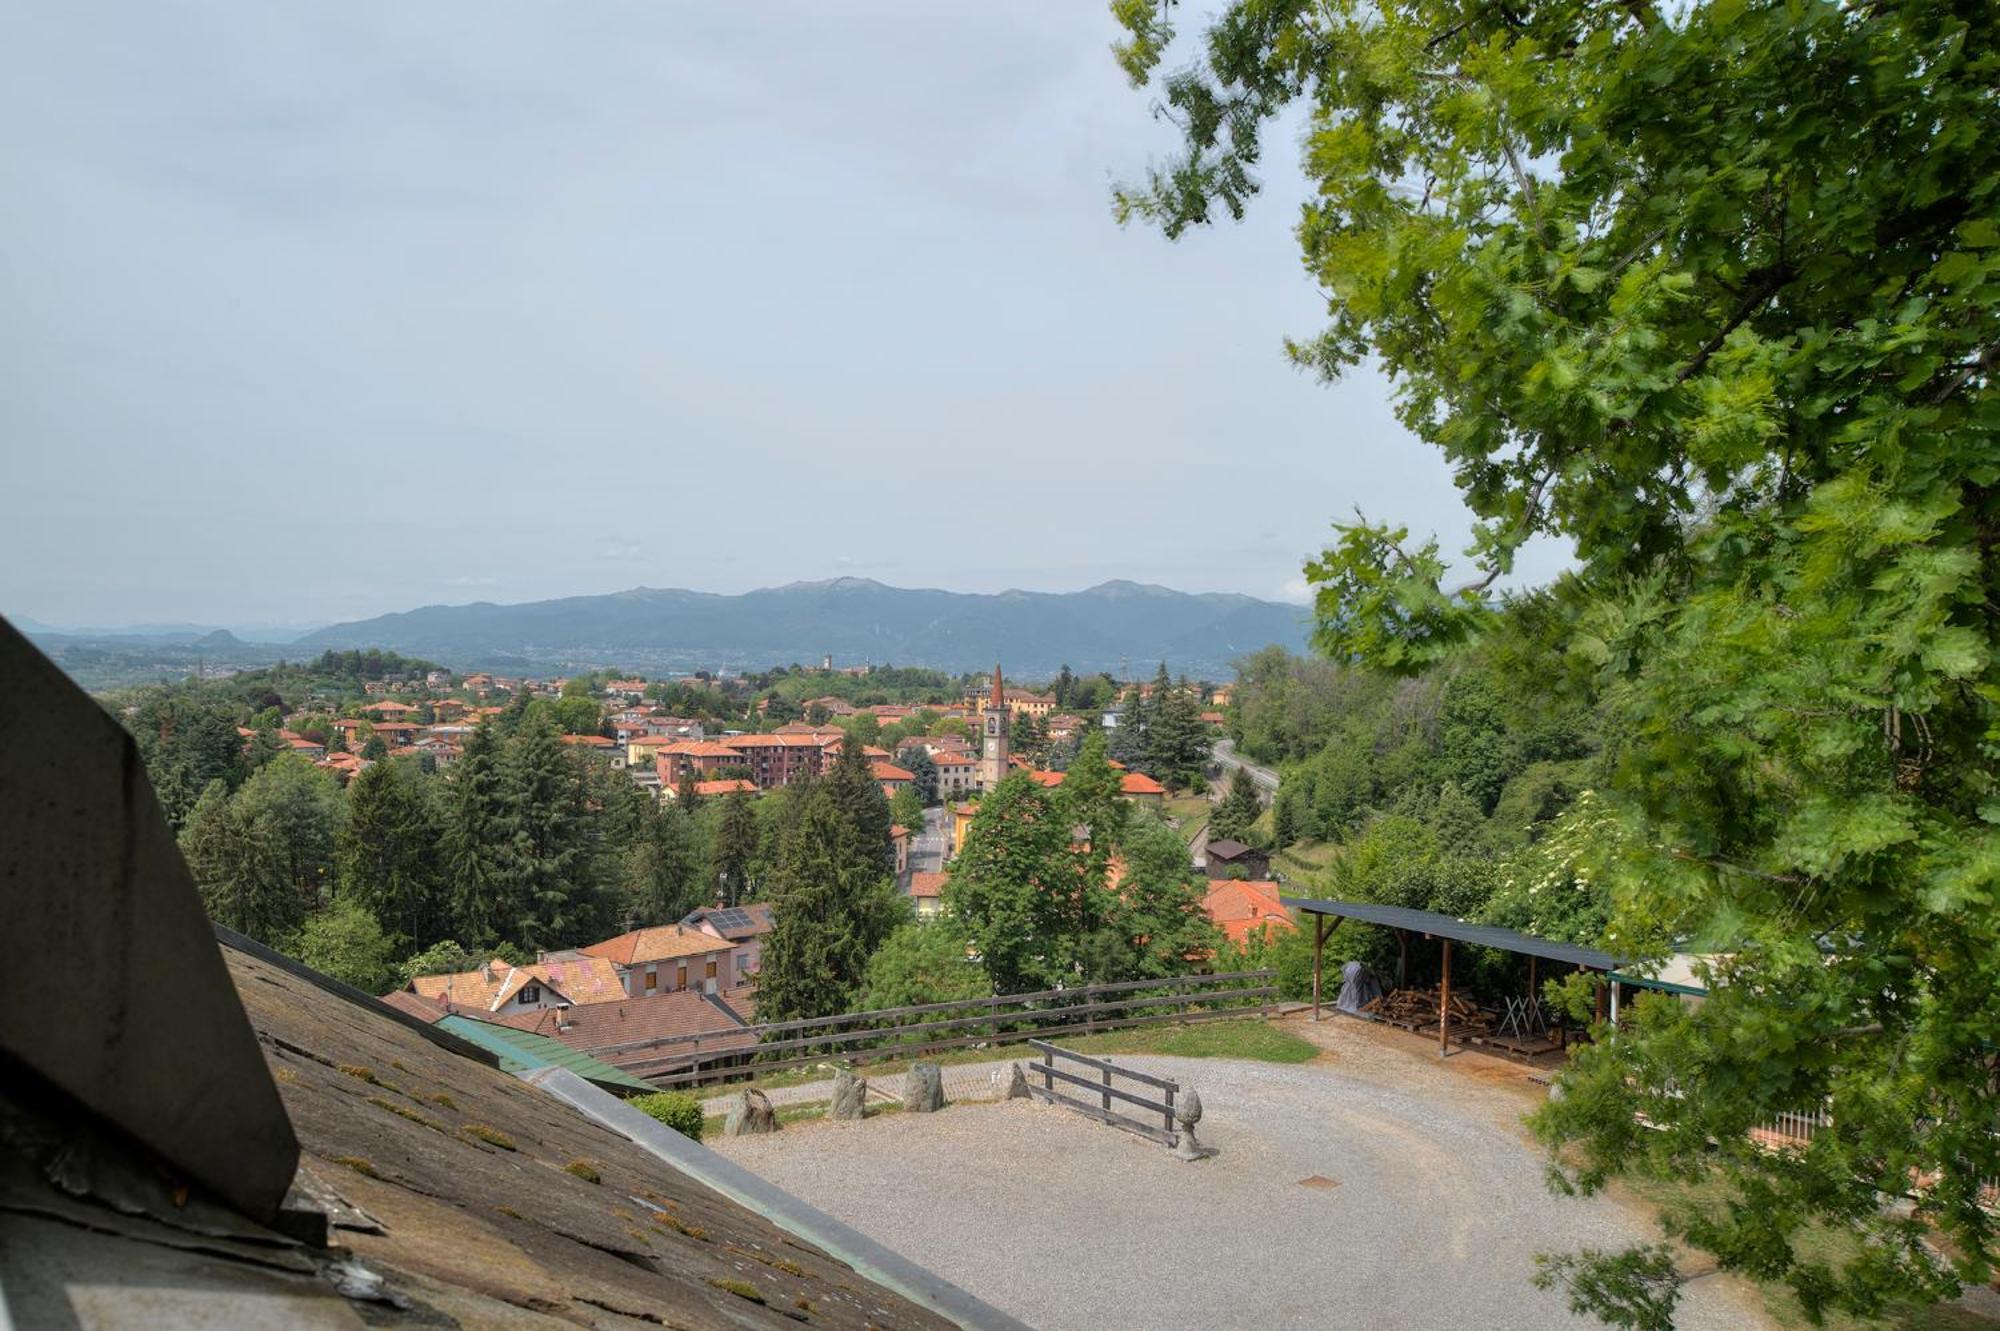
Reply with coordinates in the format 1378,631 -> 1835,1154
1271,786 -> 1299,851
131,694 -> 246,828
625,799 -> 701,926
944,774 -> 1094,993
232,754 -> 344,917
1110,814 -> 1224,981
1055,730 -> 1126,880
710,789 -> 757,907
1211,767 -> 1263,844
338,758 -> 445,949
889,784 -> 925,835
497,710 -> 593,951
860,919 -> 990,1011
1144,681 -> 1210,791
289,896 -> 398,994
1116,0 -> 2000,1317
897,747 -> 938,805
825,735 -> 895,878
552,695 -> 602,736
441,723 -> 507,945
1053,664 -> 1076,708
360,733 -> 389,761
395,938 -> 480,988
181,779 -> 300,944
756,787 -> 907,1021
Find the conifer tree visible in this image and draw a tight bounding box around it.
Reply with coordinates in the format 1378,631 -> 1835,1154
1211,767 -> 1263,843
180,779 -> 299,945
755,787 -> 906,1021
441,723 -> 507,945
338,758 -> 445,948
498,709 -> 590,950
625,798 -> 701,926
710,788 -> 757,907
825,735 -> 894,877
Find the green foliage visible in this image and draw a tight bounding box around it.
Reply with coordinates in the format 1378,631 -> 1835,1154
860,920 -> 990,1010
395,939 -> 480,987
1211,766 -> 1263,844
338,758 -> 446,949
709,789 -> 757,909
889,783 -> 925,835
755,786 -> 907,1021
551,695 -> 602,736
288,896 -> 398,994
1117,0 -> 2000,1317
1532,1247 -> 1682,1331
623,798 -> 701,927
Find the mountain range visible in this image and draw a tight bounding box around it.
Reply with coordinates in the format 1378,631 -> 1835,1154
288,578 -> 1311,678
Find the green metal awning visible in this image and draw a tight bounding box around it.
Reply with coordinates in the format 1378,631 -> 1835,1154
438,1015 -> 655,1095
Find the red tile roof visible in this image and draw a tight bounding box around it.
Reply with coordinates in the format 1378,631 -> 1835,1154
872,761 -> 915,782
581,925 -> 734,967
561,733 -> 616,747
909,871 -> 948,899
495,987 -> 759,1074
931,751 -> 976,766
690,778 -> 757,797
1202,879 -> 1296,946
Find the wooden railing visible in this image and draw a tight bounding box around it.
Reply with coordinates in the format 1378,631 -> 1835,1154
602,969 -> 1279,1089
1025,1039 -> 1184,1146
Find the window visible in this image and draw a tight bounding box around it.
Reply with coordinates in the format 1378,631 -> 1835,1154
644,969 -> 657,992
705,957 -> 718,981
518,984 -> 541,1005
676,965 -> 688,991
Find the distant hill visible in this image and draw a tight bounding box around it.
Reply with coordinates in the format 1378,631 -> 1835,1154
292,579 -> 1311,678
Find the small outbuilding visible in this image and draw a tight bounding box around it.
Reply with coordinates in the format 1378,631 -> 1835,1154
1204,839 -> 1270,879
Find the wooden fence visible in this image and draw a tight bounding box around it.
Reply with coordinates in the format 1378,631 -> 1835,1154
1024,1039 -> 1183,1146
603,969 -> 1279,1090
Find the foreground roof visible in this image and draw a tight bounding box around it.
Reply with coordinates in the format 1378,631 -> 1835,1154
1281,896 -> 1623,969
497,986 -> 759,1077
226,946 -> 952,1329
436,1013 -> 657,1094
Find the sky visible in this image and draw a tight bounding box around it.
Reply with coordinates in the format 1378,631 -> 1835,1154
1,2 -> 1566,633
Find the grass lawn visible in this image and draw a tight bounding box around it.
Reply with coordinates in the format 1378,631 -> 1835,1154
704,1018 -> 1318,1097
1162,795 -> 1212,844
1618,1173 -> 1997,1330
1272,839 -> 1338,879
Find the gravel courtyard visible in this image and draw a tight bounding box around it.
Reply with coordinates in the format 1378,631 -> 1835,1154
714,1047 -> 1769,1331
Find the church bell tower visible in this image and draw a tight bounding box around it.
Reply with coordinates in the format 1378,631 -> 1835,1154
978,663 -> 1009,791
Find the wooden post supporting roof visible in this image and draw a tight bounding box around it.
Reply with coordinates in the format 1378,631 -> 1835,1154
1439,938 -> 1453,1057
1311,914 -> 1327,1022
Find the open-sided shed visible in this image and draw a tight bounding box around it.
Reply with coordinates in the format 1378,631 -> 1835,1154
1281,896 -> 1625,1056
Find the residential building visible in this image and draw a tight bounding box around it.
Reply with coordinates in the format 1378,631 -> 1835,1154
604,679 -> 649,701
908,871 -> 947,920
407,954 -> 627,1014
1204,838 -> 1271,880
1023,768 -> 1167,806
931,749 -> 979,799
664,776 -> 758,801
580,925 -> 737,997
716,732 -> 831,788
682,903 -> 775,983
1203,879 -> 1294,947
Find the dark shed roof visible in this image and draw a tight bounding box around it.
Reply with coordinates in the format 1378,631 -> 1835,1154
1280,896 -> 1625,969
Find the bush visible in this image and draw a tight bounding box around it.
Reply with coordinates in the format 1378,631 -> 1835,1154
632,1091 -> 703,1142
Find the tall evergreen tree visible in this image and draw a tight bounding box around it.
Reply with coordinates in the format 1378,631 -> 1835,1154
442,723 -> 507,945
625,798 -> 701,926
338,758 -> 445,949
232,753 -> 345,917
755,787 -> 907,1021
498,710 -> 591,951
180,779 -> 300,945
1211,767 -> 1264,843
896,747 -> 938,805
1057,730 -> 1127,879
710,788 -> 757,907
825,735 -> 894,877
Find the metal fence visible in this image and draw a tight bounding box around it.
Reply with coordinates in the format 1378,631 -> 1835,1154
599,969 -> 1279,1090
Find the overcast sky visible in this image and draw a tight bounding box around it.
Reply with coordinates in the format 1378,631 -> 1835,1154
2,2 -> 1564,632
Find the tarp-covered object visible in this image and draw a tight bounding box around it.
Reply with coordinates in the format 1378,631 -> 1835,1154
1336,961 -> 1384,1015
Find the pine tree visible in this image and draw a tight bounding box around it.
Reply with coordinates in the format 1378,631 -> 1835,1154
755,787 -> 906,1021
897,747 -> 938,804
498,710 -> 590,951
1056,730 -> 1127,878
1272,787 -> 1299,851
825,735 -> 894,878
338,759 -> 445,948
625,798 -> 701,926
710,789 -> 757,907
1212,767 -> 1264,843
442,723 -> 507,945
1053,664 -> 1075,709
181,779 -> 300,945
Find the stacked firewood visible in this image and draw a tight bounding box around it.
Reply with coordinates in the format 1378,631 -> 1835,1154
1362,987 -> 1492,1030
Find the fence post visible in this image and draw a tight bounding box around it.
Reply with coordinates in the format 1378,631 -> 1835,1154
1163,1082 -> 1176,1139
1102,1058 -> 1113,1116
1042,1045 -> 1053,1095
